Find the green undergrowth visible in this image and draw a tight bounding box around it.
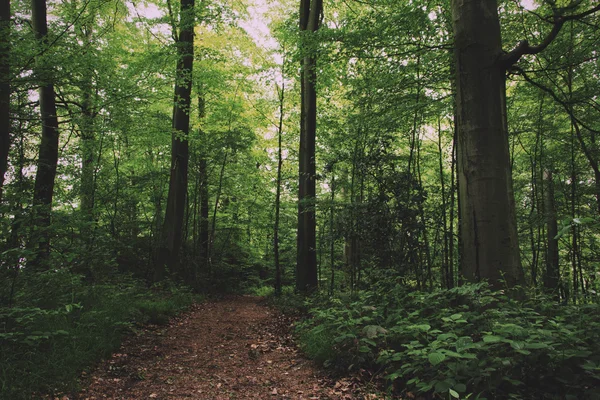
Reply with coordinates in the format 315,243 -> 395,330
0,272 -> 198,399
252,285 -> 309,315
297,283 -> 600,400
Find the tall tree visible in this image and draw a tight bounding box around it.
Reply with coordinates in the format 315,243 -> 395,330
0,0 -> 9,202
450,0 -> 599,290
198,93 -> 209,275
154,0 -> 195,281
30,0 -> 60,265
297,0 -> 322,292
274,66 -> 285,296
543,168 -> 559,295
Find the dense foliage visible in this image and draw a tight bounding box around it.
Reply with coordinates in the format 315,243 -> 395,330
299,283 -> 600,399
0,275 -> 195,398
1,0 -> 600,397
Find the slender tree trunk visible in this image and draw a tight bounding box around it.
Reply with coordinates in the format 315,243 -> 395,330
80,80 -> 96,220
416,129 -> 432,289
329,167 -> 335,296
451,0 -> 524,289
543,169 -> 559,296
73,13 -> 96,223
274,76 -> 285,296
154,0 -> 195,281
570,130 -> 578,303
197,94 -> 209,274
347,135 -> 360,292
449,120 -> 456,288
437,118 -> 450,288
296,0 -> 322,293
529,96 -> 544,287
7,117 -> 25,307
0,0 -> 10,202
111,140 -> 120,238
30,0 -> 60,267
209,151 -> 227,274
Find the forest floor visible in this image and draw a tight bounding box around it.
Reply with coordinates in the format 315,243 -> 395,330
75,296 -> 377,400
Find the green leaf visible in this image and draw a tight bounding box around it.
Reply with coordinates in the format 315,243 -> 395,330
434,379 -> 453,393
363,325 -> 387,338
449,388 -> 460,398
438,333 -> 458,340
525,342 -> 549,349
410,324 -> 431,332
428,352 -> 446,366
455,383 -> 467,393
385,371 -> 401,381
482,335 -> 502,343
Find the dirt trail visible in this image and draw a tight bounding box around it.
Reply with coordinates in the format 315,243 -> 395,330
78,296 -> 362,400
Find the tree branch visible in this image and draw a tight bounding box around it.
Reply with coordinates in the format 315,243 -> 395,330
501,3 -> 600,68
512,66 -> 599,176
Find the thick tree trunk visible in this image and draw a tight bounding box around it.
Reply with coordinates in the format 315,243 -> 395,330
296,0 -> 321,292
451,0 -> 524,289
154,0 -> 195,281
0,0 -> 9,202
30,0 -> 60,266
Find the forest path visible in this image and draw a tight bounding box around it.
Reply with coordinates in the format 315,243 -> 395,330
78,296 -> 361,400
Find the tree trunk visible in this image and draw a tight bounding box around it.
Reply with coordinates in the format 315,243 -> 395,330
209,151 -> 227,274
274,76 -> 285,296
296,0 -> 322,292
451,0 -> 524,289
30,0 -> 60,267
197,94 -> 209,273
154,0 -> 195,281
80,76 -> 96,220
437,118 -> 450,289
543,169 -> 559,296
0,0 -> 9,202
328,167 -> 335,296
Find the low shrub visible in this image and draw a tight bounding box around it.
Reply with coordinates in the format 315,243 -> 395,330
0,275 -> 197,399
297,283 -> 600,399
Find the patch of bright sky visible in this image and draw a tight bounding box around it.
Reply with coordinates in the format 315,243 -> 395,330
521,0 -> 538,11
126,1 -> 172,39
238,0 -> 279,51
126,0 -> 282,63
427,0 -> 538,21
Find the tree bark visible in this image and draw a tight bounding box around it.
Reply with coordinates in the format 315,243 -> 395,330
0,0 -> 9,202
274,74 -> 285,296
154,0 -> 195,281
328,168 -> 335,296
296,0 -> 321,292
543,169 -> 559,296
198,94 -> 209,274
30,0 -> 60,266
437,118 -> 450,289
451,0 -> 524,289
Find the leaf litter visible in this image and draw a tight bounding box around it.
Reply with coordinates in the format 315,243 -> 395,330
74,296 -> 380,400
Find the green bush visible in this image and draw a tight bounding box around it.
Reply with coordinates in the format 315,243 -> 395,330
0,275 -> 197,399
297,283 -> 600,399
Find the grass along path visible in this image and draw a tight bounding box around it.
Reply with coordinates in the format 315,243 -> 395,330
76,296 -> 363,400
